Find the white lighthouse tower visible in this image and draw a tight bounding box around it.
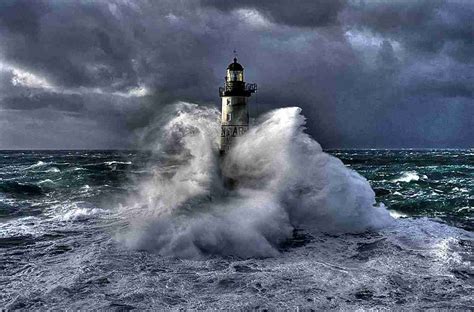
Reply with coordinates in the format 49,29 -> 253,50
219,57 -> 257,153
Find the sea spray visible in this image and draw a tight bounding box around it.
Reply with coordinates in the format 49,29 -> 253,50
223,107 -> 393,232
120,102 -> 394,258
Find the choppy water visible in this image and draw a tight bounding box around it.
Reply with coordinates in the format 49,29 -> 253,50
1,148 -> 472,310
333,149 -> 474,232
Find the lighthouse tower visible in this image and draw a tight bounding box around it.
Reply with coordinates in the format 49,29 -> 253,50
219,57 -> 257,153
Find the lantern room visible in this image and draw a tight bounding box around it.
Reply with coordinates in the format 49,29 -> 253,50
226,58 -> 244,82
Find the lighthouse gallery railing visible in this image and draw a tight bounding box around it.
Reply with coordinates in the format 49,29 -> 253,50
219,83 -> 257,97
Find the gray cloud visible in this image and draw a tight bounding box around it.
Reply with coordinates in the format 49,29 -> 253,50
0,0 -> 47,39
0,0 -> 472,149
0,0 -> 141,91
344,0 -> 474,62
202,0 -> 346,27
2,93 -> 84,112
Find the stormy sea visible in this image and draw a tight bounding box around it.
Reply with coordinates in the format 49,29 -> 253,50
1,103 -> 472,310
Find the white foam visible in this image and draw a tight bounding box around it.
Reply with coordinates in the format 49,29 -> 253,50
59,208 -> 106,221
392,171 -> 421,183
25,161 -> 47,170
456,206 -> 472,213
105,161 -> 132,165
0,216 -> 45,238
37,179 -> 56,185
46,167 -> 60,173
389,210 -> 408,219
120,102 -> 394,258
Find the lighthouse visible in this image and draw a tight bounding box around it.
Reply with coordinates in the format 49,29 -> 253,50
219,57 -> 257,152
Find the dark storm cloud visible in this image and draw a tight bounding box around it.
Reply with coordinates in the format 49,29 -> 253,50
0,0 -> 47,39
1,93 -> 84,112
0,0 -> 140,91
0,0 -> 472,149
344,0 -> 474,62
202,0 -> 346,27
411,80 -> 473,99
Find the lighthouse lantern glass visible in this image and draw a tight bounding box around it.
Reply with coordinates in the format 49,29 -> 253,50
227,69 -> 243,82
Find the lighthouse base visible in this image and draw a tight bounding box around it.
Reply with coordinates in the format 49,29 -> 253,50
218,152 -> 239,190
222,176 -> 238,190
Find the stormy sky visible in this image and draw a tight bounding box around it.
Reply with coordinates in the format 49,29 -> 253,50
0,0 -> 472,149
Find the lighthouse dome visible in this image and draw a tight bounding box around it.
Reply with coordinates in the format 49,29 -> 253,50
227,58 -> 243,71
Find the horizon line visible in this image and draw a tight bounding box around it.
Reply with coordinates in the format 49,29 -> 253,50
0,147 -> 471,151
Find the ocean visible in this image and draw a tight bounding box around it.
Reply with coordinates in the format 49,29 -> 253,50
1,105 -> 473,310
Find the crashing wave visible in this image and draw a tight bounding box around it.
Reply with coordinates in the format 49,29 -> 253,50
24,161 -> 48,170
59,207 -> 106,222
119,102 -> 394,258
392,171 -> 427,183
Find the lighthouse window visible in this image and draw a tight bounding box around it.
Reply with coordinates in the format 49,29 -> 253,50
236,71 -> 243,81
227,99 -> 230,105
227,70 -> 243,82
227,113 -> 232,121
